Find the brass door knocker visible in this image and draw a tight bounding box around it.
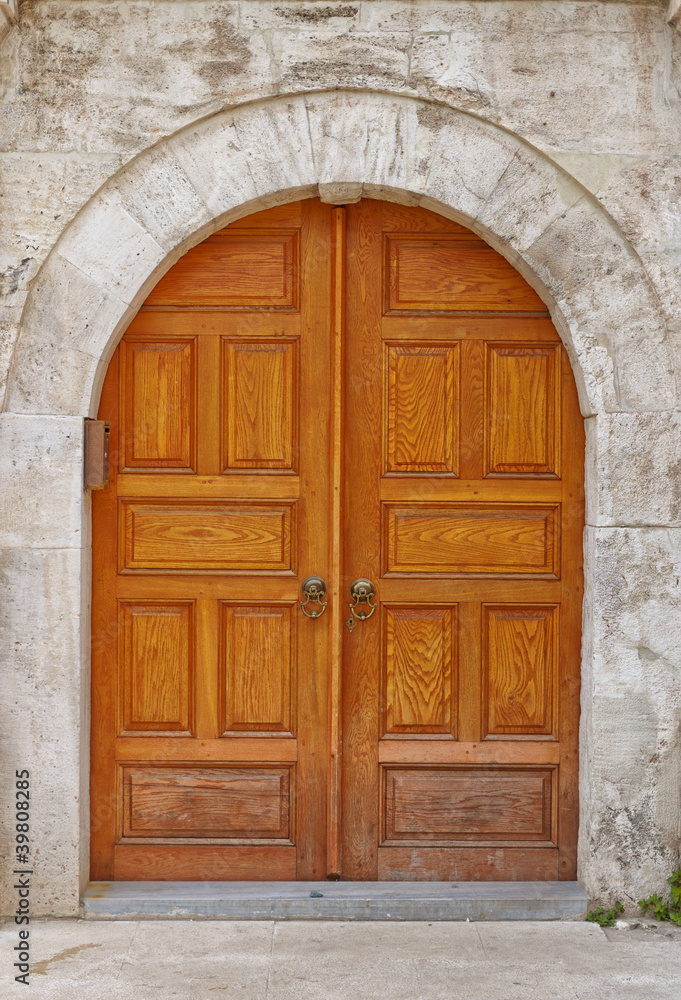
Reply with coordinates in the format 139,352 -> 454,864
346,578 -> 377,632
300,576 -> 328,619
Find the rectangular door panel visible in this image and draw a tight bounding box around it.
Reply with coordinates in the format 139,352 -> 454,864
222,339 -> 298,471
384,503 -> 559,576
120,337 -> 196,472
384,343 -> 459,474
382,606 -> 457,736
377,847 -> 560,881
145,231 -> 300,308
121,765 -> 292,841
483,605 -> 558,737
220,604 -> 295,735
385,234 -> 546,312
382,766 -> 554,844
118,601 -> 195,736
119,501 -> 295,573
485,343 -> 561,477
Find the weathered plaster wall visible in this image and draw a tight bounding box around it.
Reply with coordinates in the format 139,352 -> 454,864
0,1 -> 680,916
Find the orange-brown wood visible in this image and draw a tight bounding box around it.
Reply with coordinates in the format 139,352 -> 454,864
92,200 -> 333,880
92,197 -> 583,884
342,200 -> 583,881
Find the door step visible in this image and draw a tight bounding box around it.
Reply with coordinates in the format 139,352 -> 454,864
83,881 -> 587,921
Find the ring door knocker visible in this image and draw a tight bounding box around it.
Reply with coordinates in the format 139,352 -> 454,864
346,578 -> 377,632
300,576 -> 328,619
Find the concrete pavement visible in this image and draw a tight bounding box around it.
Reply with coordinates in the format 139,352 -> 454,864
2,919 -> 680,999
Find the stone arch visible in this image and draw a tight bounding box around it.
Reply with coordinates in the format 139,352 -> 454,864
4,91 -> 675,420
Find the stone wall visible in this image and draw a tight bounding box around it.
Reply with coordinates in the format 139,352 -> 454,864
0,1 -> 680,916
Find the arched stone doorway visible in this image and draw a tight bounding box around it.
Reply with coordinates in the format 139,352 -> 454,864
3,92 -> 678,913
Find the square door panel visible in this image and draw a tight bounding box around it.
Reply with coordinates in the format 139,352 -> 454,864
383,503 -> 559,577
484,605 -> 558,737
382,606 -> 457,736
220,604 -> 296,735
382,766 -> 555,845
120,765 -> 293,842
384,343 -> 459,474
119,337 -> 196,472
119,500 -> 296,573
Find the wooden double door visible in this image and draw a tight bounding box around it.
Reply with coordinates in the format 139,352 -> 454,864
91,199 -> 583,882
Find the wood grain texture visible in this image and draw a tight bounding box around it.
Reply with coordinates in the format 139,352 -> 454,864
120,337 -> 196,471
93,197 -> 583,884
385,343 -> 459,474
386,235 -> 546,313
484,605 -> 558,736
144,231 -> 299,308
122,765 -> 292,840
92,200 -> 333,882
220,604 -> 295,734
485,343 -> 561,476
384,503 -> 559,576
377,847 -> 559,881
120,501 -> 294,572
383,766 -> 554,843
118,602 -> 194,736
114,844 -> 297,881
383,606 -> 456,735
222,339 -> 297,470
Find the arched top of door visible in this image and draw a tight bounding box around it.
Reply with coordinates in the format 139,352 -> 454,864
4,91 -> 673,419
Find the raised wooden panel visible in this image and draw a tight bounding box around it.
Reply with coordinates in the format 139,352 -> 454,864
383,606 -> 456,736
383,767 -> 554,843
222,339 -> 297,471
118,602 -> 194,736
119,501 -> 295,573
385,235 -> 546,313
486,343 -> 561,476
484,605 -> 558,737
221,604 -> 295,734
144,231 -> 299,308
383,503 -> 559,576
121,766 -> 292,840
120,338 -> 195,471
385,343 -> 459,474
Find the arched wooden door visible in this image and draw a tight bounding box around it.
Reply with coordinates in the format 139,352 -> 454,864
91,199 -> 583,882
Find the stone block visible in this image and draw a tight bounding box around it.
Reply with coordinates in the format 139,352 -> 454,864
586,411 -> 681,527
579,526 -> 681,901
0,546 -> 87,917
169,115 -> 260,223
0,413 -> 85,548
111,144 -> 213,253
421,113 -> 518,224
230,99 -> 317,200
6,251 -> 134,416
56,192 -> 166,305
272,29 -> 411,93
306,93 -> 442,202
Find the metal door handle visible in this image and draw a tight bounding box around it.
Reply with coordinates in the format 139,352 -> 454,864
300,576 -> 328,618
346,578 -> 377,632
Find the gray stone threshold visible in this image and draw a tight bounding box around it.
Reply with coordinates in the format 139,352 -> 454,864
83,881 -> 587,921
